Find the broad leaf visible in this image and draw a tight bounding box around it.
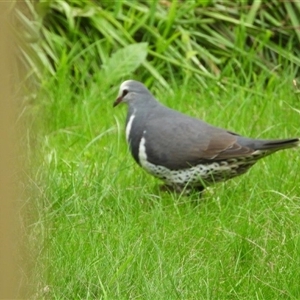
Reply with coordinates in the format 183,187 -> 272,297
101,43 -> 148,85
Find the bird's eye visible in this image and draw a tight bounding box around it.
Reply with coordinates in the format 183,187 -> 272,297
122,89 -> 128,97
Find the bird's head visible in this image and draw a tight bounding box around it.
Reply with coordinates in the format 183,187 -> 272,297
113,80 -> 152,107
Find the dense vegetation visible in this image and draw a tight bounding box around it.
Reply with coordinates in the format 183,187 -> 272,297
18,0 -> 300,89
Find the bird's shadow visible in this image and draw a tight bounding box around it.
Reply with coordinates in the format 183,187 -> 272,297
155,184 -> 214,207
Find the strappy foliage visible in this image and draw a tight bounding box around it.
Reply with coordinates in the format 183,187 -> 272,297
17,0 -> 300,89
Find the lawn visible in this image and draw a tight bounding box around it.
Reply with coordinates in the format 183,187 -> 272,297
26,64 -> 300,299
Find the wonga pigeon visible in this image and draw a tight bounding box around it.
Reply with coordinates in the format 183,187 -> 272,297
113,80 -> 299,193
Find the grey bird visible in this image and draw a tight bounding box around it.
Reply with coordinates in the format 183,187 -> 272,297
113,80 -> 299,193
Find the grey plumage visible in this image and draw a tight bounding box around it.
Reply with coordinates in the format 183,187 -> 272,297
114,80 -> 299,192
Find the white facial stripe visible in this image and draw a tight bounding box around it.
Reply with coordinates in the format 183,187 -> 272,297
120,80 -> 133,90
126,114 -> 135,142
119,80 -> 134,96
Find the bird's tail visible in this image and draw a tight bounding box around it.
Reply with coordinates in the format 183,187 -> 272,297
256,138 -> 299,151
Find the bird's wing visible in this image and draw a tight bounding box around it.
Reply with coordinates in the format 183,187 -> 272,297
143,111 -> 254,169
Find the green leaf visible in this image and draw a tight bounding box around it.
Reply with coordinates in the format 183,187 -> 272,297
101,42 -> 148,84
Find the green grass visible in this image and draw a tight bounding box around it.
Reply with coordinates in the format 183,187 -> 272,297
25,63 -> 300,299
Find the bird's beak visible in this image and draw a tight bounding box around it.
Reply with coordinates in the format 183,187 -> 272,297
113,96 -> 122,107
